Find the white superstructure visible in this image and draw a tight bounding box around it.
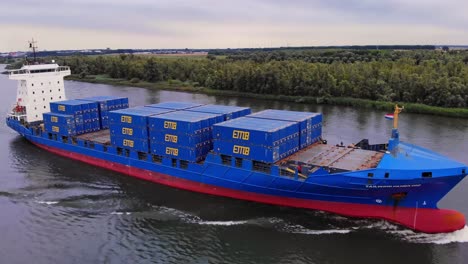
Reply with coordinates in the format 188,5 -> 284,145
9,63 -> 71,123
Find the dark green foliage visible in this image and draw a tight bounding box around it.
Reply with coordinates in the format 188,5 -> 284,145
54,49 -> 468,109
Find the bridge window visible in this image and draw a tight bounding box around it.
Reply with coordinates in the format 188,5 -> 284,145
384,172 -> 389,178
171,158 -> 177,167
367,173 -> 374,178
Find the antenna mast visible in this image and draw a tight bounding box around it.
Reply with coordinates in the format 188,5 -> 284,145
28,39 -> 38,63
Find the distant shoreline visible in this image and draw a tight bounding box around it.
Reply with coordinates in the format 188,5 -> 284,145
66,74 -> 468,119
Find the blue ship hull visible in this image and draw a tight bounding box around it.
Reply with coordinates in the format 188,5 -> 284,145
6,117 -> 467,233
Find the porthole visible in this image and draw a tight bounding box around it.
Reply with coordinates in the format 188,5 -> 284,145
33,99 -> 36,102
43,98 -> 45,101
41,83 -> 43,86
32,83 -> 34,86
57,81 -> 60,84
34,107 -> 37,110
50,90 -> 52,92
51,97 -> 53,100
35,115 -> 38,118
33,91 -> 35,94
59,96 -> 62,99
58,89 -> 61,91
42,90 -> 44,93
43,106 -> 46,109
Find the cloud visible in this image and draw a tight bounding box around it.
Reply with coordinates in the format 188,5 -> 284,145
1,0 -> 467,50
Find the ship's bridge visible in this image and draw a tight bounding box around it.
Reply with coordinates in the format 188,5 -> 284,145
9,64 -> 70,78
8,63 -> 71,123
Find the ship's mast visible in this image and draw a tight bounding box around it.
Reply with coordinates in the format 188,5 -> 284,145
28,39 -> 38,63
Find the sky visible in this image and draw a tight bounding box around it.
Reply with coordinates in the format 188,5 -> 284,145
1,0 -> 468,51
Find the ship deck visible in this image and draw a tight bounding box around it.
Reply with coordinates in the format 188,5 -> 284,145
281,143 -> 385,171
76,129 -> 384,171
76,129 -> 111,144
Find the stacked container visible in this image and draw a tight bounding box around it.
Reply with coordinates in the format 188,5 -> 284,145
78,96 -> 129,129
213,117 -> 300,163
43,112 -> 78,136
247,110 -> 323,149
148,110 -> 224,162
48,99 -> 100,135
144,101 -> 204,110
108,107 -> 173,153
188,104 -> 251,121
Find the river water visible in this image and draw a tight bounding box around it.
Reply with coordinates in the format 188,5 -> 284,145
1,65 -> 467,264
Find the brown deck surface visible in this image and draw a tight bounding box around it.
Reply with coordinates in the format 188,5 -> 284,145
281,143 -> 384,171
76,129 -> 111,145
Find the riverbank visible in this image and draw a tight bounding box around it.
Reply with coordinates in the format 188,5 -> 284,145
67,74 -> 468,118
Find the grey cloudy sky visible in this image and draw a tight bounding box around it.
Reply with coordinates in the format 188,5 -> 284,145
1,0 -> 468,51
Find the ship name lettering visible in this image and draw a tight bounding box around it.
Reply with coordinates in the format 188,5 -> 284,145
52,126 -> 59,132
164,121 -> 177,130
51,116 -> 58,122
165,134 -> 178,143
233,145 -> 250,156
121,115 -> 132,124
58,105 -> 65,111
123,139 -> 134,147
232,130 -> 250,140
166,147 -> 179,156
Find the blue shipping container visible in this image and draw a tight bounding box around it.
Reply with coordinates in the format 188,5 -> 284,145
43,112 -> 75,125
108,107 -> 173,126
188,104 -> 251,121
50,100 -> 85,115
213,137 -> 299,163
148,111 -> 224,134
151,143 -> 211,162
247,109 -> 321,132
110,123 -> 149,138
79,96 -> 129,112
111,136 -> 149,152
145,101 -> 204,110
44,122 -> 77,136
213,117 -> 299,147
149,130 -> 212,147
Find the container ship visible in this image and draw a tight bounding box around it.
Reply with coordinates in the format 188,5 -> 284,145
6,62 -> 468,233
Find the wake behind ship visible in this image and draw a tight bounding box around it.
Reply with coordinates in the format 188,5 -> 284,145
6,62 -> 468,234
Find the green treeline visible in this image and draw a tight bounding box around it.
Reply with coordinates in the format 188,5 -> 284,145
55,49 -> 468,109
